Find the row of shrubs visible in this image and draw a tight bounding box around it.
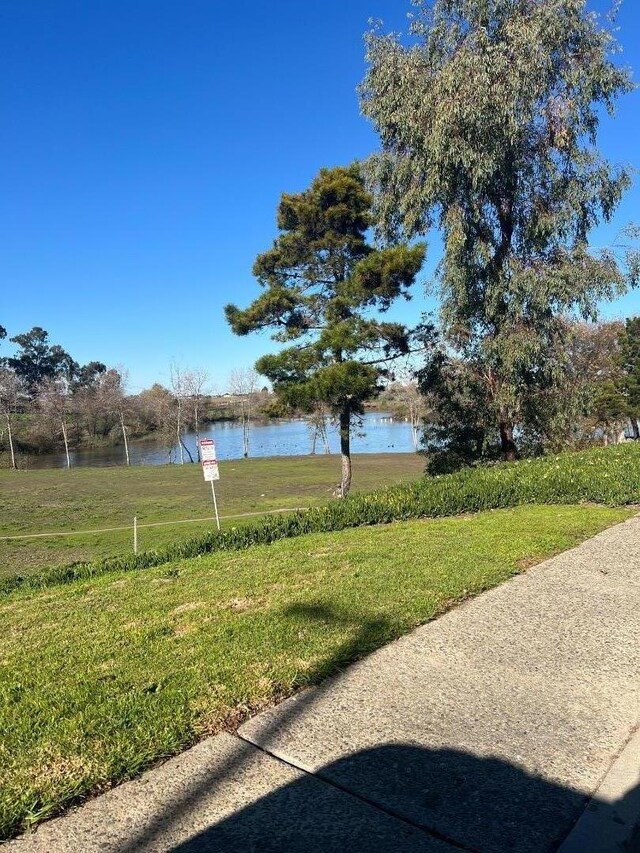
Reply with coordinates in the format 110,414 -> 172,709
3,443 -> 639,596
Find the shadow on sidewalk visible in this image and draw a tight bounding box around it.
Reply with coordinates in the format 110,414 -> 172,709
118,602 -> 639,853
167,743 -> 640,853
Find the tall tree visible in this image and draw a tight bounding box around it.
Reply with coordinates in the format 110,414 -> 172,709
225,164 -> 425,496
361,0 -> 637,462
7,327 -> 77,392
70,360 -> 107,392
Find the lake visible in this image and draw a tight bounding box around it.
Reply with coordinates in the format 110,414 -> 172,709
27,412 -> 418,469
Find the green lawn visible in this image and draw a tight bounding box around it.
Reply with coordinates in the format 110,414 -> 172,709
0,453 -> 425,577
0,503 -> 631,839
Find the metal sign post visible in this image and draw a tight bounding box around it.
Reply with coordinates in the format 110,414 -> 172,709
209,480 -> 220,530
200,439 -> 221,531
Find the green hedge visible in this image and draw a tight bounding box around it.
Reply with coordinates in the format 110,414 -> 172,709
3,443 -> 639,596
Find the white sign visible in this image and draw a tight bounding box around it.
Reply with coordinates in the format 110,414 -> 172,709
200,438 -> 221,530
202,460 -> 220,482
200,439 -> 217,463
200,439 -> 220,482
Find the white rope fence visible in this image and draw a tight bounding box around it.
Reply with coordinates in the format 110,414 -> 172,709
0,506 -> 310,542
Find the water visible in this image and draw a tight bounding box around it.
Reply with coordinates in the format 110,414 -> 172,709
26,412 -> 417,469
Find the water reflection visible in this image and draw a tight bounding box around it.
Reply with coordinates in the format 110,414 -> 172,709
28,412 -> 417,469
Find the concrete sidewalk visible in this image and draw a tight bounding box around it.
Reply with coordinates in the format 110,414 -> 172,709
8,515 -> 640,852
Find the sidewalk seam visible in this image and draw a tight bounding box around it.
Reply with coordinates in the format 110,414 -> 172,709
557,721 -> 640,852
235,732 -> 477,852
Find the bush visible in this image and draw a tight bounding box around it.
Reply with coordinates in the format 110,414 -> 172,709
3,443 -> 638,596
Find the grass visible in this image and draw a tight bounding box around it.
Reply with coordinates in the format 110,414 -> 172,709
5,442 -> 638,595
0,453 -> 425,578
0,502 -> 632,839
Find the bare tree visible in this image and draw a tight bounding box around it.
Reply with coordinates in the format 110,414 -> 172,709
382,362 -> 430,450
169,363 -> 195,464
227,367 -> 259,457
0,368 -> 27,469
308,403 -> 331,455
182,368 -> 210,460
97,368 -> 131,465
137,384 -> 175,462
37,377 -> 72,468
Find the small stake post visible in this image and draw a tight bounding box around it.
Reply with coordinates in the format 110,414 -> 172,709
133,515 -> 138,554
210,482 -> 221,531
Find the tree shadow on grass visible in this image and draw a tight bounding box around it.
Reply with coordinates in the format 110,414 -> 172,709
120,603 -> 397,851
103,603 -> 640,852
283,601 -> 396,682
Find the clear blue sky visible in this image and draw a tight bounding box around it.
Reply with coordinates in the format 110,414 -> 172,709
1,1 -> 638,392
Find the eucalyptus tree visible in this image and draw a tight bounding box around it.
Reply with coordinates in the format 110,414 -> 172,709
361,0 -> 636,462
226,164 -> 425,496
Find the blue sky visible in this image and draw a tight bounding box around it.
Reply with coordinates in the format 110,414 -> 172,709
0,1 -> 638,392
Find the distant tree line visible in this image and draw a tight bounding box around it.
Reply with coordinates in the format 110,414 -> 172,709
0,327 -> 271,468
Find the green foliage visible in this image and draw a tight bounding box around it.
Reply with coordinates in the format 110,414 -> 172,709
420,318 -> 639,470
621,316 -> 640,423
361,0 -> 635,459
4,327 -> 106,394
3,443 -> 638,596
6,327 -> 75,391
418,350 -> 500,472
225,164 -> 426,494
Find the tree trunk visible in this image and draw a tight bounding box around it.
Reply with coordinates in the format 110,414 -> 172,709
409,401 -> 420,450
241,399 -> 249,457
498,418 -> 517,462
631,418 -> 640,440
61,420 -> 71,468
177,402 -> 184,464
194,402 -> 200,461
320,416 -> 330,454
323,428 -> 330,454
120,411 -> 130,466
5,412 -> 16,469
338,409 -> 352,498
180,436 -> 194,463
